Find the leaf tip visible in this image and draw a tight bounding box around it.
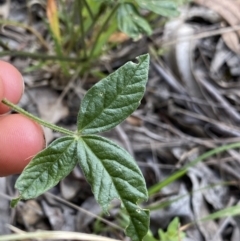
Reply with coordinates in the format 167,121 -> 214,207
10,196 -> 22,208
136,53 -> 150,63
125,207 -> 150,241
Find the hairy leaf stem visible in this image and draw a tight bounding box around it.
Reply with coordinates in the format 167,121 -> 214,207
2,98 -> 76,136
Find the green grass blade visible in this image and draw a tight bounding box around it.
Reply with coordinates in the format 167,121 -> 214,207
148,142 -> 240,196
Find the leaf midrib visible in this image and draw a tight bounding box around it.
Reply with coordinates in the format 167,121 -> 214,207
79,62 -> 145,133
18,140 -> 76,196
82,138 -> 143,203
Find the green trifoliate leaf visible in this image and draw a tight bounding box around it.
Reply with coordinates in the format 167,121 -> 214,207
136,0 -> 179,17
77,54 -> 149,135
12,136 -> 78,204
117,3 -> 152,39
77,135 -> 149,241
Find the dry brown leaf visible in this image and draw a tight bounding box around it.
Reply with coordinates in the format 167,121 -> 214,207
42,200 -> 64,230
46,0 -> 61,43
60,176 -> 81,200
0,0 -> 10,18
194,0 -> 240,54
27,87 -> 69,124
108,32 -> 129,43
126,116 -> 143,126
20,200 -> 42,226
222,30 -> 240,54
194,0 -> 240,29
188,172 -> 222,241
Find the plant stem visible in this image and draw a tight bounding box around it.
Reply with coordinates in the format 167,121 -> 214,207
2,99 -> 76,136
89,3 -> 119,59
0,230 -> 120,241
0,51 -> 85,62
78,0 -> 87,58
0,39 -> 10,50
83,0 -> 94,21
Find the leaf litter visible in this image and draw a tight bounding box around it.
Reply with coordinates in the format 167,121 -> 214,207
1,0 -> 240,240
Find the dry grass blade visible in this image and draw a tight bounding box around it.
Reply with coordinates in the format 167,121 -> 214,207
46,0 -> 61,43
0,231 -> 120,241
0,19 -> 49,50
194,0 -> 240,53
161,24 -> 240,47
45,193 -> 123,231
194,0 -> 240,28
0,191 -> 123,233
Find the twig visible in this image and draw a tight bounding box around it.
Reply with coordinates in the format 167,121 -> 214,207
161,24 -> 240,47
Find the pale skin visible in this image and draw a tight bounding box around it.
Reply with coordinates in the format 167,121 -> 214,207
0,61 -> 45,176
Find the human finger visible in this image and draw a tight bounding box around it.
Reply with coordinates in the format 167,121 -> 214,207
0,77 -> 3,102
0,114 -> 45,176
0,61 -> 24,114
